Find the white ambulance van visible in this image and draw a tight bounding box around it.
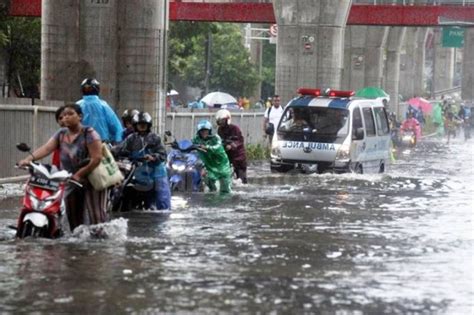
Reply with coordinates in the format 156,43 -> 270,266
270,88 -> 391,174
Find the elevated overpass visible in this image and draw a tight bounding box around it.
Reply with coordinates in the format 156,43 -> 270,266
8,0 -> 474,26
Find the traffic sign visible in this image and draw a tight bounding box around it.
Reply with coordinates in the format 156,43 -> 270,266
269,24 -> 278,37
442,26 -> 464,48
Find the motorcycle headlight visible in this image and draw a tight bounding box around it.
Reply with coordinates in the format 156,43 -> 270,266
172,164 -> 186,172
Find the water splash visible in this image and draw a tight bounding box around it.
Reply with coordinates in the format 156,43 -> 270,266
70,218 -> 128,242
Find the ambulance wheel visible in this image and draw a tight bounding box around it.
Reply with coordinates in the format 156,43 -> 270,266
352,164 -> 363,174
270,162 -> 293,173
379,162 -> 385,174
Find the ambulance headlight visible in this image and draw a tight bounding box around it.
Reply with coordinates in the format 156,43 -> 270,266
336,143 -> 350,161
271,147 -> 281,158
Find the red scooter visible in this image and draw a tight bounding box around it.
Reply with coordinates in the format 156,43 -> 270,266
14,143 -> 81,238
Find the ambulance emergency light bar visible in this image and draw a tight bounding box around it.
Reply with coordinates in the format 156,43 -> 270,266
297,88 -> 355,98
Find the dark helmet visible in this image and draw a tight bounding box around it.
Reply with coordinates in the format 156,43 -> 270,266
81,78 -> 100,95
132,111 -> 153,130
122,109 -> 139,124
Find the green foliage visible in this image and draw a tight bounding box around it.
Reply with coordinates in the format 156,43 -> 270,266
169,22 -> 260,97
260,40 -> 276,99
0,15 -> 41,98
246,143 -> 270,161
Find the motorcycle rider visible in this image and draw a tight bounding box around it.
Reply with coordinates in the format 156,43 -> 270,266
115,111 -> 171,210
400,111 -> 422,142
18,103 -> 106,232
215,109 -> 248,184
121,109 -> 139,140
192,120 -> 232,194
76,78 -> 123,144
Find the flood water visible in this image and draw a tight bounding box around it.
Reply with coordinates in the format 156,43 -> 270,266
0,137 -> 472,314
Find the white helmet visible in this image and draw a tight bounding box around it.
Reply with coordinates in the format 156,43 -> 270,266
216,109 -> 231,124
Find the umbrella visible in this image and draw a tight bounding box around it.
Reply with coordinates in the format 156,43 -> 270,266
355,86 -> 390,101
167,89 -> 179,96
407,97 -> 432,114
200,91 -> 237,108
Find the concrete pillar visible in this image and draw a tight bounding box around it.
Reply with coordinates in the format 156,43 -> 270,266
399,28 -> 418,99
364,27 -> 388,88
117,0 -> 168,133
42,0 -> 119,103
273,0 -> 351,104
41,0 -> 168,132
414,28 -> 428,97
342,26 -> 367,91
462,28 -> 474,102
384,27 -> 406,116
433,28 -> 455,92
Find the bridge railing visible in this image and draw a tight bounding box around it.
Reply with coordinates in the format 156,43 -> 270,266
353,0 -> 474,5
0,105 -> 266,181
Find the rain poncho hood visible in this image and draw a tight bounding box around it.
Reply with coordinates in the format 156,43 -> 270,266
77,95 -> 123,143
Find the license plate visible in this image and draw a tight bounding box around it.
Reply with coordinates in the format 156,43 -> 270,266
30,176 -> 60,191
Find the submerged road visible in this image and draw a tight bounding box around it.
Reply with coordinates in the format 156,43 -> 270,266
0,136 -> 472,314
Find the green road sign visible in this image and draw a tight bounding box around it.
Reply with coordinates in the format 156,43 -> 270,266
442,27 -> 464,48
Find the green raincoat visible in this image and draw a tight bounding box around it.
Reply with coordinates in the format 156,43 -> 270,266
192,133 -> 232,193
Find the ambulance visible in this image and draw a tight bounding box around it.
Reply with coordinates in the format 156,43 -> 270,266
270,88 -> 391,174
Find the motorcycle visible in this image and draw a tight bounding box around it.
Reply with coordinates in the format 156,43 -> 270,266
398,128 -> 417,147
166,132 -> 203,193
109,151 -> 155,212
14,143 -> 82,238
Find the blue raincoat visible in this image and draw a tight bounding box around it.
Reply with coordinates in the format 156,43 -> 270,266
116,132 -> 171,210
77,95 -> 123,143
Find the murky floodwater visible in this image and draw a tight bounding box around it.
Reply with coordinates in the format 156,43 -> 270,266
0,136 -> 472,314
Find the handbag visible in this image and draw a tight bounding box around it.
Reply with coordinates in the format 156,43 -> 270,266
88,143 -> 124,191
265,122 -> 274,136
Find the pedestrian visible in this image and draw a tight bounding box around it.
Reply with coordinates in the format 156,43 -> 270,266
215,109 -> 248,184
18,103 -> 107,232
121,109 -> 139,140
115,111 -> 171,210
192,120 -> 232,194
262,94 -> 284,143
76,78 -> 123,144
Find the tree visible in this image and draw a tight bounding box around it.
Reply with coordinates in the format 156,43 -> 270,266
0,12 -> 41,98
260,39 -> 276,100
169,22 -> 260,98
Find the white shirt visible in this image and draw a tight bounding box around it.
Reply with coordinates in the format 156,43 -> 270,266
264,105 -> 284,128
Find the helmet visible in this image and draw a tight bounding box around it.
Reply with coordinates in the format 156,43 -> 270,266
197,120 -> 213,134
81,78 -> 100,95
215,109 -> 231,125
122,109 -> 139,124
132,111 -> 153,130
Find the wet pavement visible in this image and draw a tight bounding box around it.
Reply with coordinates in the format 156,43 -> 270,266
0,137 -> 472,314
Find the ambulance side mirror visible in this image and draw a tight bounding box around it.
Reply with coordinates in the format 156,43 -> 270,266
353,127 -> 364,140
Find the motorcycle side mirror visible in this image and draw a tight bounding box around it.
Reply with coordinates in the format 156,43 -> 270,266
16,143 -> 31,152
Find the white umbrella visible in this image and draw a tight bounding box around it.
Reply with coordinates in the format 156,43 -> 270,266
167,89 -> 179,96
200,91 -> 237,107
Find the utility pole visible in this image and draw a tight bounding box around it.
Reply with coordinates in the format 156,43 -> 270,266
204,32 -> 212,95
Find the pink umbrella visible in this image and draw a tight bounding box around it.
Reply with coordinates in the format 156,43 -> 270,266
407,97 -> 433,114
